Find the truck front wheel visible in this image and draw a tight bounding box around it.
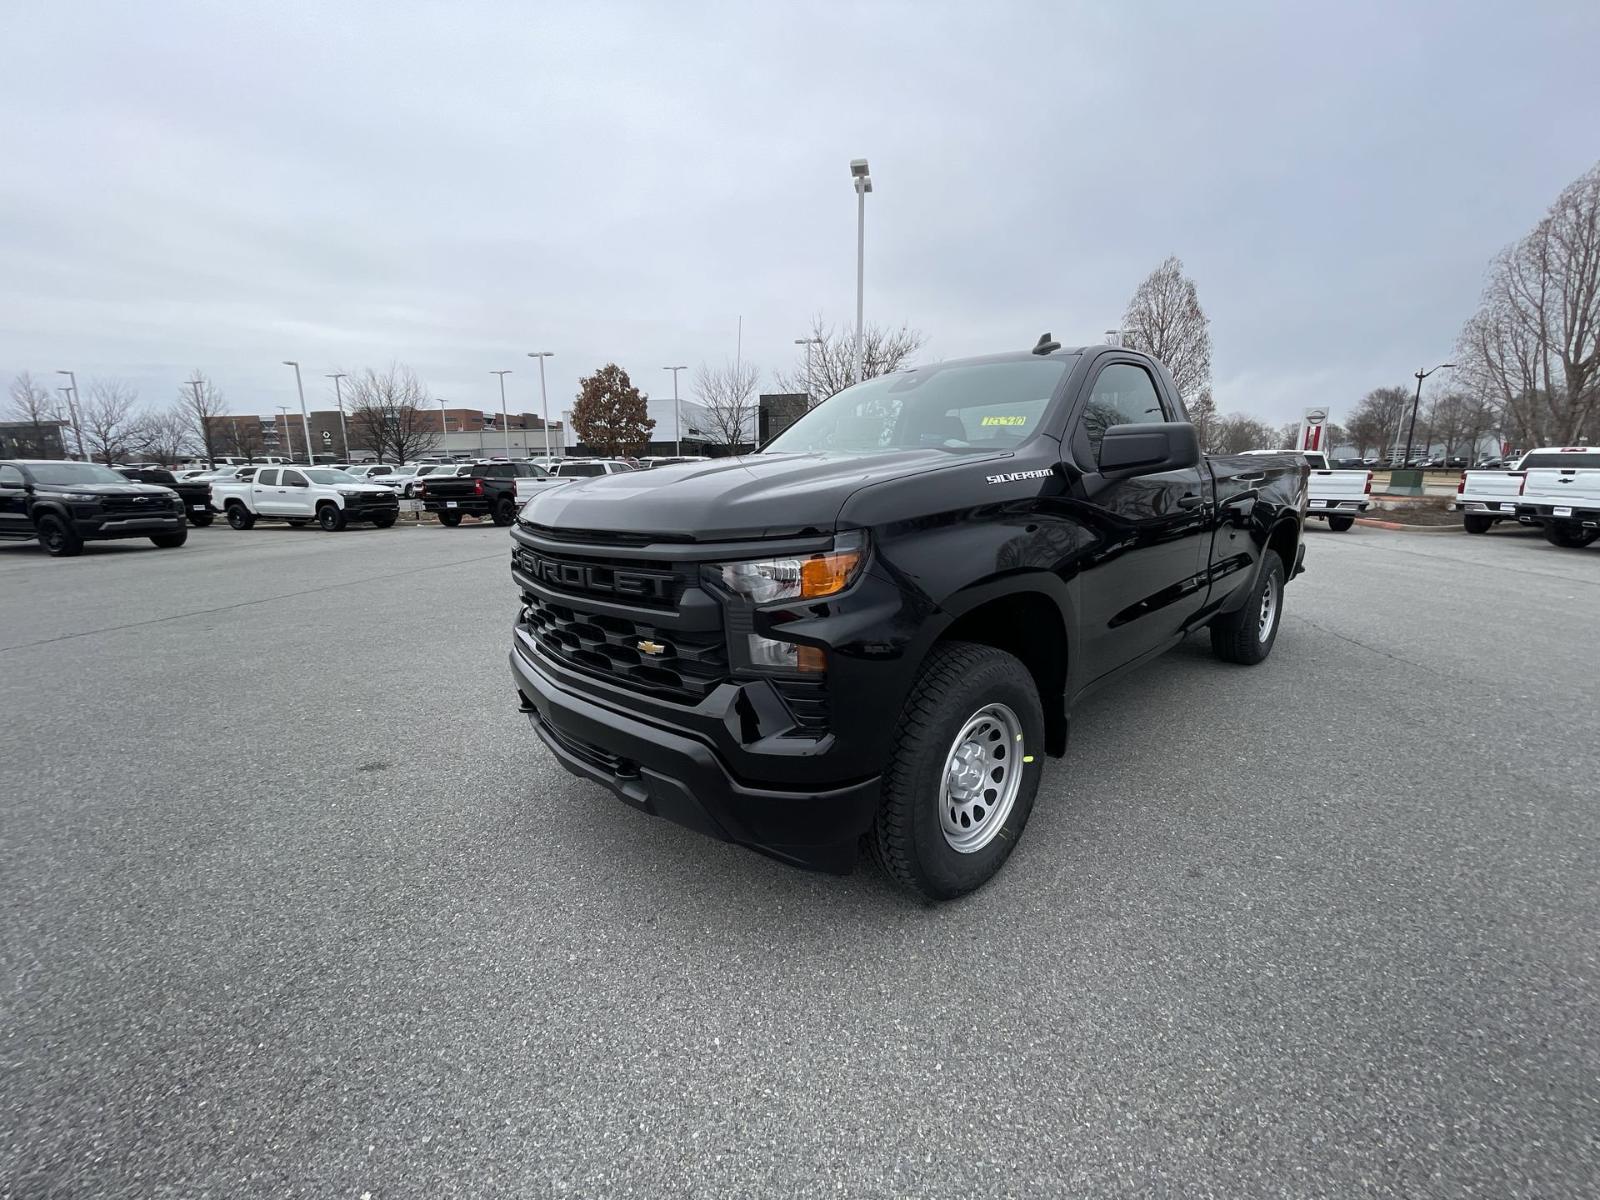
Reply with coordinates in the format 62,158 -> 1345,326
1210,549 -> 1284,666
869,641 -> 1044,901
317,504 -> 347,532
35,513 -> 84,557
492,498 -> 517,526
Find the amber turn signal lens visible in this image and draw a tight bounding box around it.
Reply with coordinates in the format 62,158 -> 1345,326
795,645 -> 827,673
798,549 -> 862,599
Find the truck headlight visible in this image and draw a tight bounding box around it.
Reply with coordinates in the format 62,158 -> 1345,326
59,491 -> 99,501
338,489 -> 361,498
707,532 -> 867,605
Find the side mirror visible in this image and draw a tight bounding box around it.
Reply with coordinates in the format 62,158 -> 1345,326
1097,422 -> 1200,479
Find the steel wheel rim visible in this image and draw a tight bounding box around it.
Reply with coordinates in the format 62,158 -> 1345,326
1258,572 -> 1279,642
939,702 -> 1024,854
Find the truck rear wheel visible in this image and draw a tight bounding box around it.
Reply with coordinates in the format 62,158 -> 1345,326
225,503 -> 255,530
438,511 -> 463,527
1462,514 -> 1493,534
1543,523 -> 1599,549
36,513 -> 83,558
869,641 -> 1044,901
1326,515 -> 1355,532
1210,549 -> 1284,666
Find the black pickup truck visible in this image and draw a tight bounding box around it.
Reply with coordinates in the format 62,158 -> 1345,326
116,467 -> 214,526
417,461 -> 563,526
0,459 -> 189,557
508,341 -> 1307,899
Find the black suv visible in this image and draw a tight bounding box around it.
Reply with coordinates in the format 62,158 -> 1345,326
0,460 -> 189,557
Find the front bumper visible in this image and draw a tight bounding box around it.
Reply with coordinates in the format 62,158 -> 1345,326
509,638 -> 880,873
344,497 -> 400,520
78,511 -> 187,539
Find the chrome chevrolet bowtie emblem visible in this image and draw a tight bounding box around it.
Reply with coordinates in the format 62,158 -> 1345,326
636,640 -> 665,656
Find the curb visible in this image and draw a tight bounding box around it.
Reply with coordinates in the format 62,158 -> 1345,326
1354,517 -> 1462,532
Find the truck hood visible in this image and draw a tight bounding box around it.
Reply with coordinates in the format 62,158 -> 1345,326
38,483 -> 175,499
522,449 -> 1010,541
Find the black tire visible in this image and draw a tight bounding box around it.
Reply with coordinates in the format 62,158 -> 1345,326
150,529 -> 187,549
287,519 -> 309,528
317,504 -> 347,532
1543,523 -> 1599,549
188,512 -> 214,527
1210,549 -> 1284,666
35,512 -> 83,557
438,511 -> 463,527
869,641 -> 1045,901
491,498 -> 516,526
1462,514 -> 1493,535
370,512 -> 397,528
225,504 -> 255,530
1326,515 -> 1355,532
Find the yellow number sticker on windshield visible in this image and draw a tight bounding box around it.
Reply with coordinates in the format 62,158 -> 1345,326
980,416 -> 1028,427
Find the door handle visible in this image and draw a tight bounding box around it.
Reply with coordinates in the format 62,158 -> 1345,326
1236,472 -> 1266,483
1177,494 -> 1203,509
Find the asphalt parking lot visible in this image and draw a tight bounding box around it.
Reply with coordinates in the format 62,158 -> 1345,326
3,521 -> 1597,1198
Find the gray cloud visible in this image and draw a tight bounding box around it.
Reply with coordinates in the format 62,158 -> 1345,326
3,0 -> 1597,427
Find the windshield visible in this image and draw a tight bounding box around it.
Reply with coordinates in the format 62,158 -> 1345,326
28,462 -> 132,486
305,469 -> 359,485
762,359 -> 1072,456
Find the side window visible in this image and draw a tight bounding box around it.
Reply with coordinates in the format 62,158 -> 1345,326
281,470 -> 308,488
0,465 -> 24,486
1081,363 -> 1168,461
256,468 -> 279,486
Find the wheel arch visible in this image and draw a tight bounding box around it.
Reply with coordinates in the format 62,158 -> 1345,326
922,576 -> 1073,757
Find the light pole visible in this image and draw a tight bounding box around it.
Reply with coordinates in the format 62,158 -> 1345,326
793,338 -> 822,407
1404,363 -> 1455,466
275,406 -> 297,461
437,397 -> 449,444
490,370 -> 513,458
54,370 -> 86,459
282,361 -> 312,463
324,372 -> 350,460
663,365 -> 688,455
528,352 -> 555,461
850,157 -> 872,385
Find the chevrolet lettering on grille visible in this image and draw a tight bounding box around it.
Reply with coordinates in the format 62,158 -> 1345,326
526,554 -> 675,601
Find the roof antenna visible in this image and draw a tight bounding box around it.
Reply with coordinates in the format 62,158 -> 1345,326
1032,332 -> 1060,355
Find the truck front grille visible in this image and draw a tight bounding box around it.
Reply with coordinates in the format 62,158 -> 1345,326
522,597 -> 729,702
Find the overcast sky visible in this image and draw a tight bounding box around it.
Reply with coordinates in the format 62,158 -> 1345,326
3,0 -> 1596,428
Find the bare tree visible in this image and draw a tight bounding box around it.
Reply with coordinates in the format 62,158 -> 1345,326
1346,386 -> 1412,458
1121,255 -> 1213,405
1455,161 -> 1600,445
80,380 -> 140,464
1274,421 -> 1301,450
175,371 -> 227,467
346,363 -> 441,464
218,417 -> 266,462
130,405 -> 194,464
773,314 -> 926,405
6,371 -> 67,457
693,359 -> 760,451
1211,413 -> 1275,455
1186,388 -> 1220,453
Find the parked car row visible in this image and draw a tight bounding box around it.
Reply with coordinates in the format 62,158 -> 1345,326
1450,447 -> 1600,547
1242,450 -> 1372,531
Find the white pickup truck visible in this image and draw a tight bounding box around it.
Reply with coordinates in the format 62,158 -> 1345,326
1453,447 -> 1600,535
1513,446 -> 1600,548
1242,450 -> 1371,530
213,465 -> 401,531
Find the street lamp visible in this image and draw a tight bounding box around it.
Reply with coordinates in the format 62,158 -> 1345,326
850,157 -> 872,385
54,369 -> 86,459
324,372 -> 350,460
490,370 -> 513,458
1404,363 -> 1456,466
282,361 -> 312,464
528,352 -> 554,461
793,337 -> 823,407
275,406 -> 297,461
663,365 -> 688,455
437,397 -> 449,439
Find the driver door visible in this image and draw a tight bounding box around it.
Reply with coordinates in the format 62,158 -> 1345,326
278,469 -> 314,518
1065,360 -> 1211,682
